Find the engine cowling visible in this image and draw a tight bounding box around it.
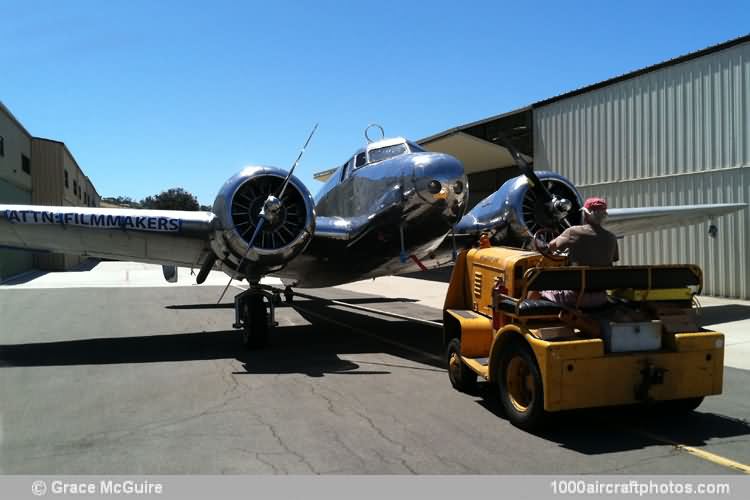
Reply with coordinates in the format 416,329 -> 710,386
458,171 -> 582,243
210,166 -> 315,276
506,171 -> 582,238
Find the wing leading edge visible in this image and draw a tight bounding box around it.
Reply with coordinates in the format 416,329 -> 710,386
605,203 -> 746,237
0,204 -> 216,267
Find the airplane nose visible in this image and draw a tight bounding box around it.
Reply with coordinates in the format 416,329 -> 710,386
412,153 -> 467,220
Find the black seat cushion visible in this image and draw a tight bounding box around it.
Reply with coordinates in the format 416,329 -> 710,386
496,298 -> 565,316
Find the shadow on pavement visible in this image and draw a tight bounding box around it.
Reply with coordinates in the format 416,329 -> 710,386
699,304 -> 750,325
0,297 -> 443,376
0,269 -> 48,285
474,384 -> 750,455
0,258 -> 101,286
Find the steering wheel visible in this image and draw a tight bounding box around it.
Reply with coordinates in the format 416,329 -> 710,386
533,228 -> 569,262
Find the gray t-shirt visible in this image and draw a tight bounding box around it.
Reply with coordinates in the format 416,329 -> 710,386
551,224 -> 619,266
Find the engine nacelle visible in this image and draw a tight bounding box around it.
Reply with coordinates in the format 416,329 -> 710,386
458,171 -> 582,243
210,166 -> 315,276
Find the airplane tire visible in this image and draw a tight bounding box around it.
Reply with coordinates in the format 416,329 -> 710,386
241,295 -> 269,349
497,340 -> 546,431
446,338 -> 478,394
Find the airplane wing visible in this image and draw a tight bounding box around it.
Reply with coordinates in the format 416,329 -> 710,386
0,204 -> 215,267
604,203 -> 746,237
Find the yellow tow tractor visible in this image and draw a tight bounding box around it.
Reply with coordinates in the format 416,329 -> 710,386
443,237 -> 725,430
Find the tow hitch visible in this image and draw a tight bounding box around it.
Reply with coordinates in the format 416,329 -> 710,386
636,363 -> 667,401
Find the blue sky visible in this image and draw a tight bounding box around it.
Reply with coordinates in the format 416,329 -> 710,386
1,0 -> 748,205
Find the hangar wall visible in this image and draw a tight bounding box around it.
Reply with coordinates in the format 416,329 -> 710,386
0,102 -> 34,280
533,41 -> 750,298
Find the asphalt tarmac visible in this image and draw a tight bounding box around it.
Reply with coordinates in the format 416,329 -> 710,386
1,262 -> 749,474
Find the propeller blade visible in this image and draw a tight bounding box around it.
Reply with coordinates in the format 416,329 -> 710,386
216,123 -> 318,304
278,122 -> 319,200
217,217 -> 266,303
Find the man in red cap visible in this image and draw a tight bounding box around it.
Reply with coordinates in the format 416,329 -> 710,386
542,197 -> 619,307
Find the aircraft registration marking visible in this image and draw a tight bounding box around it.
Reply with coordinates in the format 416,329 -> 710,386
3,209 -> 183,232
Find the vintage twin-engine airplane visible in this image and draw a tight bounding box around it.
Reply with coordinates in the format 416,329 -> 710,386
0,126 -> 744,348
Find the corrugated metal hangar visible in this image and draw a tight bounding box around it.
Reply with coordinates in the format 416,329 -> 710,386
424,34 -> 750,299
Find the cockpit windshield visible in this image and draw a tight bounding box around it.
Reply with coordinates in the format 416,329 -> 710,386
368,143 -> 408,163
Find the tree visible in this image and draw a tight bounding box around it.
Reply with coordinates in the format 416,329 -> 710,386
140,188 -> 200,211
101,196 -> 141,208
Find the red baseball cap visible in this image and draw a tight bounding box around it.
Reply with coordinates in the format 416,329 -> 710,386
583,197 -> 608,211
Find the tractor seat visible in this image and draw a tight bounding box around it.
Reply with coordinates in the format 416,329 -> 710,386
495,298 -> 565,317
495,296 -> 620,317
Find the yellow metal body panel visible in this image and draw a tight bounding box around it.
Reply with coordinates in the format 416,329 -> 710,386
557,350 -> 722,410
461,356 -> 490,379
527,328 -> 724,411
461,246 -> 556,315
443,250 -> 472,311
445,309 -> 492,357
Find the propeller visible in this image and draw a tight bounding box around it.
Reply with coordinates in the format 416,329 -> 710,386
217,123 -> 319,303
495,133 -> 572,234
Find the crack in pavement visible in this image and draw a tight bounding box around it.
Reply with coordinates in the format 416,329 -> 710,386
350,409 -> 417,474
253,413 -> 317,473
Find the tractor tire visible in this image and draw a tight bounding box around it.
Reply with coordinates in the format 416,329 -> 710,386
497,340 -> 546,430
446,338 -> 478,394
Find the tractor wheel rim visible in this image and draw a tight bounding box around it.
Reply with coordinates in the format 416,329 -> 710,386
506,356 -> 534,412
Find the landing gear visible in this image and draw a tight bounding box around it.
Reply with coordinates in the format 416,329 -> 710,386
284,286 -> 294,304
233,283 -> 278,349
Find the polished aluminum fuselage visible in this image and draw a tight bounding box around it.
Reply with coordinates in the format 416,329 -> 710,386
277,149 -> 467,286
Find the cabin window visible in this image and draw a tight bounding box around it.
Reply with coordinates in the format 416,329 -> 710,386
354,152 -> 366,169
368,143 -> 407,163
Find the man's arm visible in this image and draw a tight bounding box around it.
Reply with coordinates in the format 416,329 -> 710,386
548,228 -> 573,252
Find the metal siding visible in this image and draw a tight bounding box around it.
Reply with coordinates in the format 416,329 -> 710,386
0,178 -> 33,279
30,140 -> 73,270
0,107 -> 32,192
534,42 -> 750,298
30,139 -> 63,205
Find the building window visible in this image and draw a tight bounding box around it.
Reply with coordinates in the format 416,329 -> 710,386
84,192 -> 88,204
73,180 -> 78,195
64,170 -> 69,188
0,136 -> 4,157
22,154 -> 30,174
